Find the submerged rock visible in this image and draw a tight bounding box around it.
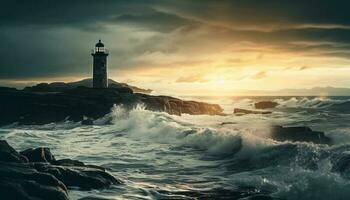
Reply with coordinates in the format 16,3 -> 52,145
254,101 -> 278,109
234,108 -> 272,115
270,126 -> 331,144
0,140 -> 120,200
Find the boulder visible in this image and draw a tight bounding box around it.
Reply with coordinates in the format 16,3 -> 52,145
0,161 -> 69,200
20,147 -> 56,163
233,108 -> 272,115
0,140 -> 120,199
254,101 -> 278,109
0,140 -> 28,163
34,163 -> 120,190
270,126 -> 331,144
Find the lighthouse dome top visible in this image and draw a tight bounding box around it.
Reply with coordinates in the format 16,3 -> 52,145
95,39 -> 104,47
92,39 -> 109,55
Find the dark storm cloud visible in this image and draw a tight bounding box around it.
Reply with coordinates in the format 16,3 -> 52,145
0,0 -> 151,28
2,0 -> 350,30
113,10 -> 194,33
163,0 -> 350,28
2,0 -> 350,79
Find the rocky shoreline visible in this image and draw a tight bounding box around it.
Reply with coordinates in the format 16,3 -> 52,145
0,140 -> 120,200
0,85 -> 223,126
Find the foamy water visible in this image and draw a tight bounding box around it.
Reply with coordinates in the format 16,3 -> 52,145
2,96 -> 350,200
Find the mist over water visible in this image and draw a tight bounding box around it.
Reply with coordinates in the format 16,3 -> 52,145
2,96 -> 350,200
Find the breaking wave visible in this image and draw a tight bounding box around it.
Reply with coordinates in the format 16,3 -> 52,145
3,97 -> 350,200
103,105 -> 276,157
275,97 -> 350,109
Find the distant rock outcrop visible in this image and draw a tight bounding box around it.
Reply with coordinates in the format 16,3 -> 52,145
233,108 -> 272,115
0,85 -> 224,126
24,78 -> 153,94
254,101 -> 279,109
0,140 -> 120,200
270,126 -> 331,144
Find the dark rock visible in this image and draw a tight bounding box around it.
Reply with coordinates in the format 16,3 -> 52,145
254,101 -> 279,109
140,95 -> 224,116
0,141 -> 120,199
20,147 -> 56,163
0,84 -> 223,126
34,163 -> 120,190
53,158 -> 85,166
23,78 -> 152,94
234,108 -> 272,115
82,119 -> 94,125
0,86 -> 17,92
0,161 -> 69,200
270,126 -> 331,144
0,140 -> 28,163
221,122 -> 237,125
52,159 -> 105,170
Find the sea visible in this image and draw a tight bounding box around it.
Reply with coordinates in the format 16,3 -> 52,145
2,96 -> 350,200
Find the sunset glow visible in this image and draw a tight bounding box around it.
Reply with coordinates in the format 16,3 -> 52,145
2,1 -> 350,96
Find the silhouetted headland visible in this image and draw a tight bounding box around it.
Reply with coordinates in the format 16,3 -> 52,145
0,79 -> 224,126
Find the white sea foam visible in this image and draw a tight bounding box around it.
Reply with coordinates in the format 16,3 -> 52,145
275,97 -> 350,108
103,104 -> 277,157
3,97 -> 350,200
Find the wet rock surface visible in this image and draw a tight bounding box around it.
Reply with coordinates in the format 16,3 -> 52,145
0,140 -> 120,200
0,86 -> 223,126
20,147 -> 56,163
254,101 -> 279,109
234,108 -> 272,115
270,126 -> 331,144
0,140 -> 28,163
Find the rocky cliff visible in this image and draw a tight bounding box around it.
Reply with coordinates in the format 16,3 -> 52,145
0,86 -> 224,126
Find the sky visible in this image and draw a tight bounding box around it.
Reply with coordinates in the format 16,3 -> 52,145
2,0 -> 350,95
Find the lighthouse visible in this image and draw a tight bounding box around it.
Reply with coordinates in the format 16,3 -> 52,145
91,40 -> 109,88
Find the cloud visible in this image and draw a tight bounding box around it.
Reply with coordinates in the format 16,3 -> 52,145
251,71 -> 267,79
2,0 -> 350,81
176,74 -> 208,83
113,10 -> 194,33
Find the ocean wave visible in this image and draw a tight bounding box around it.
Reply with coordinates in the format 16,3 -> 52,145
274,97 -> 350,109
102,105 -> 279,158
3,103 -> 350,199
